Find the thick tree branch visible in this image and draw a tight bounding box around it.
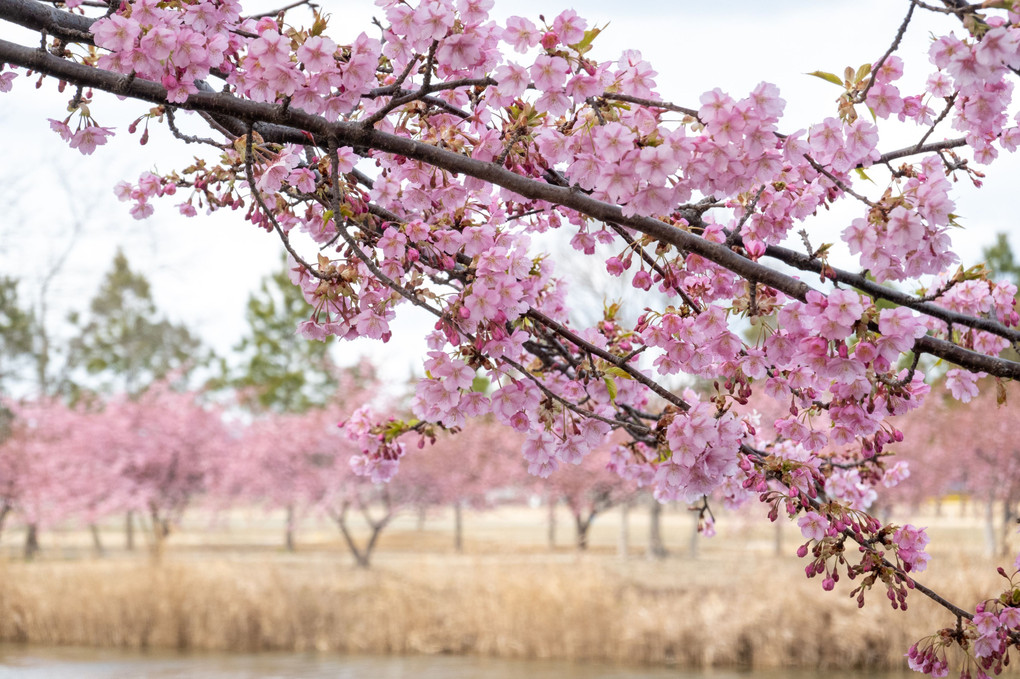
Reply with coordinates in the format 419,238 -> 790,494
2,27 -> 1019,379
764,244 -> 1020,344
2,0 -> 95,43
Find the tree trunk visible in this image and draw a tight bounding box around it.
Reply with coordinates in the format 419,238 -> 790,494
284,504 -> 296,552
337,516 -> 372,568
0,503 -> 11,545
984,495 -> 998,556
648,499 -> 668,559
688,509 -> 699,559
453,501 -> 463,553
135,511 -> 154,550
24,523 -> 39,560
547,495 -> 557,550
1000,496 -> 1017,558
150,506 -> 171,562
335,502 -> 394,569
618,500 -> 630,559
89,523 -> 105,557
417,506 -> 427,531
125,511 -> 135,551
574,512 -> 591,551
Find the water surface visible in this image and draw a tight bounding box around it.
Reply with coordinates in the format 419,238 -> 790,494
0,646 -> 915,678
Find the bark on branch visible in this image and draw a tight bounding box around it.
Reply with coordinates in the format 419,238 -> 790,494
1,11 -> 1019,379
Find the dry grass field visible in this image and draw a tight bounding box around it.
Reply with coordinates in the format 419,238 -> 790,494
0,501 -> 1013,671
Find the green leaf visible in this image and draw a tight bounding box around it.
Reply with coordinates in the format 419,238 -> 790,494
604,366 -> 634,380
383,418 -> 419,442
854,168 -> 874,183
854,63 -> 872,84
806,71 -> 843,87
569,24 -> 607,54
603,375 -> 617,402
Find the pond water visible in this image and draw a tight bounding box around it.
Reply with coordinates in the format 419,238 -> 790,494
0,646 -> 915,679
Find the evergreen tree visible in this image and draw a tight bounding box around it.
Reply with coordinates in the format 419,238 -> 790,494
0,276 -> 36,393
983,232 -> 1020,285
66,249 -> 209,396
226,256 -> 338,413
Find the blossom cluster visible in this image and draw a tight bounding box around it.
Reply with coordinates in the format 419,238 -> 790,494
8,0 -> 1020,673
50,0 -> 1019,530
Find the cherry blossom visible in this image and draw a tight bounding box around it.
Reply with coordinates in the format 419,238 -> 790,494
5,0 -> 1020,672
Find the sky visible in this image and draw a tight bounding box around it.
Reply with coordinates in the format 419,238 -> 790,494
2,1 -> 1017,389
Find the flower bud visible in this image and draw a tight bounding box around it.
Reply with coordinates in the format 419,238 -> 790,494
540,31 -> 559,50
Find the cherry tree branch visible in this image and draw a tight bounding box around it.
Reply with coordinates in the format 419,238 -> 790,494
244,0 -> 318,21
857,1 -> 916,103
525,309 -> 691,412
874,136 -> 968,164
2,32 -> 1019,381
598,93 -> 700,119
763,244 -> 1020,343
2,0 -> 95,42
804,154 -> 877,207
909,94 -> 957,155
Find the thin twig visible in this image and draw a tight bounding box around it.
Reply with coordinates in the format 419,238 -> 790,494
725,184 -> 767,247
599,92 -> 700,120
166,108 -> 225,148
873,137 -> 967,165
607,222 -> 702,313
243,124 -> 333,281
910,93 -> 957,154
325,137 -> 449,320
804,154 -> 877,207
526,309 -> 691,413
857,1 -> 916,103
245,0 -> 318,20
499,354 -> 654,436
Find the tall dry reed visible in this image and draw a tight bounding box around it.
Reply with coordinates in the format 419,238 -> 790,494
0,550 -> 997,670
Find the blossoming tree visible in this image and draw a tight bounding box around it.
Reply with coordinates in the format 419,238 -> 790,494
4,0 -> 1020,673
396,415 -> 524,551
0,398 -> 88,556
89,383 -> 234,554
215,405 -> 333,551
890,382 -> 1020,557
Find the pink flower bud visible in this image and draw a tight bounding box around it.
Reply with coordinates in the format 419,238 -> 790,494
606,256 -> 625,276
255,17 -> 278,34
742,237 -> 766,260
540,31 -> 559,50
632,270 -> 652,291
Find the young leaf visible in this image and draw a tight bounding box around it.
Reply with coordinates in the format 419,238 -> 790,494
806,71 -> 843,87
604,366 -> 634,380
854,62 -> 872,83
570,23 -> 607,54
603,375 -> 618,402
854,168 -> 874,183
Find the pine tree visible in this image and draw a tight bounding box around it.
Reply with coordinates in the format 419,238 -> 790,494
66,249 -> 209,396
226,256 -> 338,413
0,276 -> 36,394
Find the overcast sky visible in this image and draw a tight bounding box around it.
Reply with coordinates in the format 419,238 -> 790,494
1,1 -> 1015,386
